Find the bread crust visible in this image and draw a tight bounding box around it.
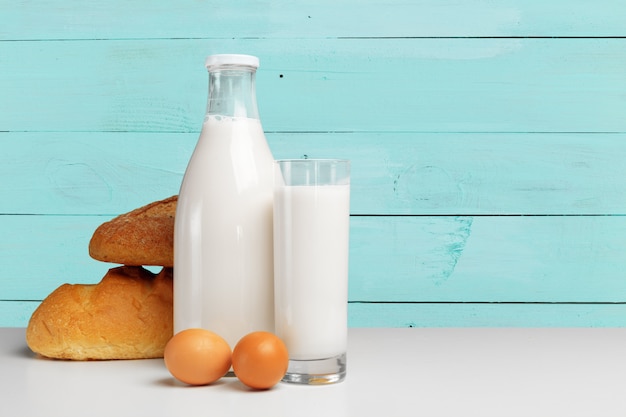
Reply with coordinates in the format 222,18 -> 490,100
88,196 -> 177,267
26,266 -> 173,360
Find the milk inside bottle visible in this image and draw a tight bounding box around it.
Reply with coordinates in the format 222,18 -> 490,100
174,54 -> 275,349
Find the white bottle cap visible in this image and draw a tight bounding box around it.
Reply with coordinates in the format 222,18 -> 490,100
205,54 -> 260,70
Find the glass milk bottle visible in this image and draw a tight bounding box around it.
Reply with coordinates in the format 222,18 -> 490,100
174,54 -> 275,349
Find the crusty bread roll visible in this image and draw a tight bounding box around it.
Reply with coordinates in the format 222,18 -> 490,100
89,196 -> 177,267
26,266 -> 173,360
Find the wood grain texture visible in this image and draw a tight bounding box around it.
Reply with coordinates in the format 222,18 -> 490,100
3,215 -> 626,304
2,132 -> 625,216
0,216 -> 109,300
2,1 -> 626,327
0,302 -> 40,328
1,38 -> 625,133
3,301 -> 626,328
349,215 -> 626,303
2,0 -> 625,40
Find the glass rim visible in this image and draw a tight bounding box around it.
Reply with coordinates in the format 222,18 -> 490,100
275,158 -> 350,164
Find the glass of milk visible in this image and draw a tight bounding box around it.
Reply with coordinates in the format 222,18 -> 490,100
273,159 -> 350,384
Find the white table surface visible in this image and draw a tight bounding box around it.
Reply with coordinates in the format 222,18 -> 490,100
3,327 -> 626,417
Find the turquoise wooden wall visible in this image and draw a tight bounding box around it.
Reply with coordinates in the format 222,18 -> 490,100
2,1 -> 626,327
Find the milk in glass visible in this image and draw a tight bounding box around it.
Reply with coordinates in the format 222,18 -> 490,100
274,183 -> 350,359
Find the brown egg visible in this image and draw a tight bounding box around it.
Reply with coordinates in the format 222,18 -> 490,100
164,328 -> 231,385
232,331 -> 289,390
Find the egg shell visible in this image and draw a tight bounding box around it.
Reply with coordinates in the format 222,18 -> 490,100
164,328 -> 232,386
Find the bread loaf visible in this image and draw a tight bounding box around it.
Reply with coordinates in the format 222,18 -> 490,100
26,266 -> 173,360
88,196 -> 177,267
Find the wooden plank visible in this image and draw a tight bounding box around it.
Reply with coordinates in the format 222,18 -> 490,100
3,215 -> 626,303
0,133 -> 189,216
0,215 -> 115,300
2,300 -> 625,328
349,215 -> 626,303
2,0 -> 625,40
1,38 -> 625,133
2,132 -> 626,216
0,301 -> 38,328
348,302 -> 626,327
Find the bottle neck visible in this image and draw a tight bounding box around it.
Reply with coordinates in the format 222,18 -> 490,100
206,68 -> 259,119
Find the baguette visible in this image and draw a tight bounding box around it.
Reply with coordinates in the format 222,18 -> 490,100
26,266 -> 173,360
88,196 -> 177,267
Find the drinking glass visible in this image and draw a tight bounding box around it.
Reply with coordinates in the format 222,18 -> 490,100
273,159 -> 350,384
